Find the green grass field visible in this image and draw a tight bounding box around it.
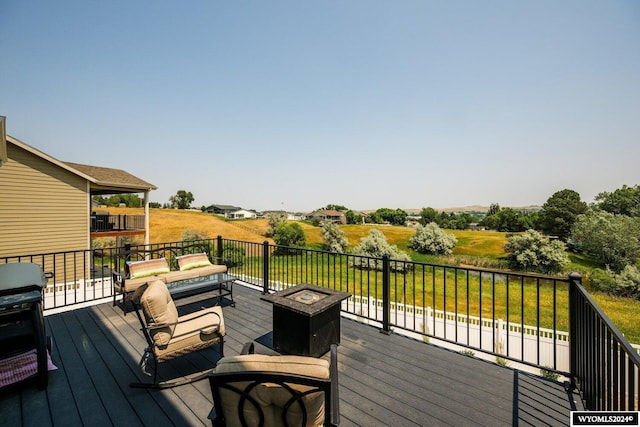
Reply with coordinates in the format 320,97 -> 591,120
106,207 -> 640,343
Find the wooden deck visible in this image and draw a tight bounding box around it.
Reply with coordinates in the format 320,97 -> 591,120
1,283 -> 582,426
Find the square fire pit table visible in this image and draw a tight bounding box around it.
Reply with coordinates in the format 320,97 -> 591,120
261,284 -> 351,357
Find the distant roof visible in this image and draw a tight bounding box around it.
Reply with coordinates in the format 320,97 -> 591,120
207,204 -> 241,211
311,209 -> 345,216
64,162 -> 157,194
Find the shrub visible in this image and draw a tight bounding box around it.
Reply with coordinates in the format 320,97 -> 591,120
587,268 -> 618,294
182,228 -> 208,241
321,220 -> 349,253
350,229 -> 412,272
273,223 -> 306,254
265,213 -> 287,237
504,229 -> 569,273
570,210 -> 640,273
409,222 -> 457,255
221,242 -> 245,267
91,237 -> 116,250
590,265 -> 640,299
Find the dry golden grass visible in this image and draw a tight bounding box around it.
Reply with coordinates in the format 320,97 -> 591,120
107,207 -> 271,244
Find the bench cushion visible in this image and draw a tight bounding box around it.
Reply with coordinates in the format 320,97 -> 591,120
128,258 -> 170,279
177,253 -> 213,271
163,264 -> 227,282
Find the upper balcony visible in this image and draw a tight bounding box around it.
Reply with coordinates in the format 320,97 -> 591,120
90,213 -> 146,238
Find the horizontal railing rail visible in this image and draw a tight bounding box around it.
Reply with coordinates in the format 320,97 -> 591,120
90,214 -> 145,232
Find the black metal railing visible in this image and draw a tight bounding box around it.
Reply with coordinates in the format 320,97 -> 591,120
569,273 -> 640,411
221,238 -> 573,374
2,236 -> 638,410
90,214 -> 145,232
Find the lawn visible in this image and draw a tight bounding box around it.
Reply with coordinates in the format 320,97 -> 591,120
102,208 -> 639,343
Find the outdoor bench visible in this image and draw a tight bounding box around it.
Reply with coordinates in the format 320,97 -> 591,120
113,247 -> 234,314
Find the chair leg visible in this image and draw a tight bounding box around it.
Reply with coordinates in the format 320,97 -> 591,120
130,368 -> 217,389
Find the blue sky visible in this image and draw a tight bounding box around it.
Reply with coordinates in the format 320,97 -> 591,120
2,1 -> 639,212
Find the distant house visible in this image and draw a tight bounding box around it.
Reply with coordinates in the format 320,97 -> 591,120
262,210 -> 302,221
204,204 -> 241,216
468,223 -> 486,231
307,209 -> 347,225
227,209 -> 257,220
0,132 -> 156,259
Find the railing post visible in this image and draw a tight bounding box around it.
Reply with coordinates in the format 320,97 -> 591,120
262,240 -> 270,294
216,235 -> 223,264
381,254 -> 391,335
569,271 -> 582,391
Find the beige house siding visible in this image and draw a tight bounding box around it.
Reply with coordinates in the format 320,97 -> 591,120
0,142 -> 88,259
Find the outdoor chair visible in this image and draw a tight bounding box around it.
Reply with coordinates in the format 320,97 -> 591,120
130,279 -> 225,389
208,342 -> 339,427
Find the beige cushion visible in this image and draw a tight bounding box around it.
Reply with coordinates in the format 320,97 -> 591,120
120,275 -> 168,293
136,280 -> 178,347
118,264 -> 227,294
215,354 -> 330,427
163,264 -> 227,283
128,258 -> 170,279
177,252 -> 213,270
154,306 -> 225,360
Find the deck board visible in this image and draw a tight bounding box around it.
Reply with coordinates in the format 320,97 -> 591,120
0,282 -> 581,426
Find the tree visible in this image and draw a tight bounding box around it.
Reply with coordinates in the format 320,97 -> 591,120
504,229 -> 569,274
538,189 -> 587,240
409,223 -> 457,255
265,212 -> 287,237
350,229 -> 412,272
345,210 -> 363,224
481,208 -> 533,232
570,209 -> 640,272
375,208 -> 408,226
487,203 -> 501,216
595,184 -> 640,217
92,194 -> 142,207
169,190 -> 194,209
324,204 -> 348,211
273,223 -> 306,249
321,221 -> 349,253
419,207 -> 438,226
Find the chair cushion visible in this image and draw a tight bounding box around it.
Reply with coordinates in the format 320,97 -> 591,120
137,280 -> 178,347
177,253 -> 213,271
128,258 -> 170,279
215,354 -> 330,427
154,306 -> 225,361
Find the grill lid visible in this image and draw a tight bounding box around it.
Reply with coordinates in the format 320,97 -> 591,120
0,263 -> 48,291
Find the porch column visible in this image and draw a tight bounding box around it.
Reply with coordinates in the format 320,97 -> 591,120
144,191 -> 150,245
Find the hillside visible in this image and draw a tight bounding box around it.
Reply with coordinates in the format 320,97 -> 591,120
106,207 -> 508,258
107,207 -> 271,244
